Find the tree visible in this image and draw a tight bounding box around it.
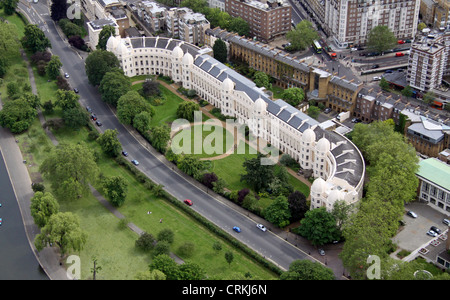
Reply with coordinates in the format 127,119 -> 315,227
286,20 -> 319,51
34,212 -> 88,256
97,25 -> 116,50
50,0 -> 68,22
202,172 -> 218,189
253,71 -> 271,89
102,175 -> 128,207
281,87 -> 305,107
263,195 -> 291,228
85,50 -> 121,86
149,124 -> 171,153
134,269 -> 166,280
68,35 -> 87,51
30,191 -> 60,228
177,154 -> 204,179
45,55 -> 63,79
2,0 -> 19,15
287,190 -> 308,222
280,259 -> 335,280
228,17 -> 250,36
117,91 -> 155,126
379,77 -> 390,91
55,89 -> 80,111
99,69 -> 131,107
21,24 -> 51,54
298,207 -> 340,246
0,22 -> 21,63
225,251 -> 234,266
39,143 -> 99,200
157,228 -> 175,244
176,101 -> 200,122
62,106 -> 89,129
97,129 -> 122,157
135,232 -> 156,251
133,111 -> 153,134
307,105 -> 320,119
241,153 -> 274,192
401,85 -> 414,98
422,91 -> 435,104
141,79 -> 161,98
367,25 -> 397,54
149,254 -> 179,280
417,22 -> 427,32
213,39 -> 227,63
58,19 -> 83,38
178,262 -> 205,280
0,98 -> 37,133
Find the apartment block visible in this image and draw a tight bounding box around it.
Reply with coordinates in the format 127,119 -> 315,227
224,0 -> 292,42
420,0 -> 450,29
323,0 -> 420,48
407,40 -> 446,92
165,7 -> 210,45
132,0 -> 167,33
87,18 -> 120,49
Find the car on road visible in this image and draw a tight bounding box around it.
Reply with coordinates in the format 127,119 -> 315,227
64,72 -> 69,78
184,199 -> 193,206
131,160 -> 139,166
398,40 -> 405,44
367,52 -> 380,57
407,211 -> 417,218
233,226 -> 241,233
395,52 -> 405,57
95,120 -> 102,126
384,70 -> 394,73
74,88 -> 79,93
351,118 -> 361,123
373,76 -> 381,81
91,113 -> 97,121
122,151 -> 128,157
0,218 -> 2,225
426,230 -> 438,237
256,224 -> 267,232
323,107 -> 332,114
443,218 -> 450,226
430,226 -> 441,234
371,64 -> 379,69
318,249 -> 325,256
86,106 -> 92,113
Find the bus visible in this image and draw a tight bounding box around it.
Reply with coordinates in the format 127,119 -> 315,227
312,40 -> 322,53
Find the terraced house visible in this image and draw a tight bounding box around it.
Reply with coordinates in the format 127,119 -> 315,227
205,28 -> 362,113
106,35 -> 366,212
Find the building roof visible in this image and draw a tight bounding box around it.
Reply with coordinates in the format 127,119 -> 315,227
416,158 -> 450,191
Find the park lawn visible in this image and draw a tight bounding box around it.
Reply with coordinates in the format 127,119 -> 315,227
0,10 -> 27,39
172,124 -> 235,158
52,126 -> 277,279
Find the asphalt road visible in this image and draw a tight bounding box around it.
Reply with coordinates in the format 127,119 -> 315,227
19,1 -> 321,272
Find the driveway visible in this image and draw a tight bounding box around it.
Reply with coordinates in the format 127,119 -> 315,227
393,202 -> 449,253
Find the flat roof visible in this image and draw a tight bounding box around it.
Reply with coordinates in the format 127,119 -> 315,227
416,158 -> 450,191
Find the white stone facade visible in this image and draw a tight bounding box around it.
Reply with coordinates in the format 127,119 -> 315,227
107,35 -> 365,212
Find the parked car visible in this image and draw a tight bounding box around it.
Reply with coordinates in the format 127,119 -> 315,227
384,70 -> 394,73
131,160 -> 139,166
407,211 -> 417,218
122,151 -> 128,157
91,114 -> 97,121
256,224 -> 267,232
373,76 -> 381,81
426,230 -> 438,237
351,118 -> 361,123
95,120 -> 102,126
443,218 -> 450,226
318,249 -> 325,256
73,88 -> 79,93
184,199 -> 193,206
398,40 -> 405,44
430,226 -> 441,234
233,226 -> 241,233
64,72 -> 69,78
86,106 -> 92,113
395,52 -> 405,57
324,107 -> 332,114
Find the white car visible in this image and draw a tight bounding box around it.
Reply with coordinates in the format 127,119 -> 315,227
64,73 -> 69,78
256,224 -> 267,232
443,218 -> 450,226
426,230 -> 438,237
373,76 -> 381,81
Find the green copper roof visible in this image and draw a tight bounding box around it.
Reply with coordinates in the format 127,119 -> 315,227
416,158 -> 450,191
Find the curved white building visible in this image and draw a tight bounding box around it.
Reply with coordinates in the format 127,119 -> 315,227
107,35 -> 366,212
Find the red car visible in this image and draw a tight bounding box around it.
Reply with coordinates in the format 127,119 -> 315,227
398,40 -> 405,44
395,52 -> 405,57
184,199 -> 193,206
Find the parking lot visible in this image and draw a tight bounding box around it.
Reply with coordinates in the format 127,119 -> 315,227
393,202 -> 449,254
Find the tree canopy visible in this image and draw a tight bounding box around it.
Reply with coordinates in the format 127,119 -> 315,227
21,24 -> 51,54
85,50 -> 121,86
286,20 -> 319,51
367,25 -> 397,53
213,39 -> 227,63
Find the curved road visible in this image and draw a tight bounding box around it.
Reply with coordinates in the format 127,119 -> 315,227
16,0 -> 337,276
